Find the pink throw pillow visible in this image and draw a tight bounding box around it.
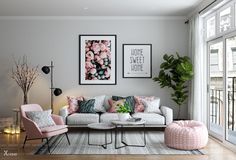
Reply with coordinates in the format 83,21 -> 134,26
67,96 -> 84,114
134,96 -> 156,112
108,99 -> 126,113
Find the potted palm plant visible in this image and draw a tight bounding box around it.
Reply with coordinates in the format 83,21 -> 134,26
153,53 -> 193,119
116,102 -> 131,121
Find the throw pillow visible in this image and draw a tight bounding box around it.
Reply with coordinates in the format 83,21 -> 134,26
112,96 -> 135,113
78,99 -> 96,113
141,98 -> 161,114
104,95 -> 112,111
134,96 -> 156,112
134,96 -> 145,112
85,95 -> 106,112
67,96 -> 84,114
26,109 -> 55,128
108,99 -> 126,113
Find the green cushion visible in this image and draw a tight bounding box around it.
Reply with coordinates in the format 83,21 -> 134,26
78,99 -> 96,113
112,96 -> 135,113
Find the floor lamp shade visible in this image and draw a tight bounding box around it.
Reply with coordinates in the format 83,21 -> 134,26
42,66 -> 50,74
54,88 -> 62,96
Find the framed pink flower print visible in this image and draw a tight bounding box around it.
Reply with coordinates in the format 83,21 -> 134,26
79,35 -> 117,85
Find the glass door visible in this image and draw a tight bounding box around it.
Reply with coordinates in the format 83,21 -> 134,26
208,39 -> 224,139
226,35 -> 236,145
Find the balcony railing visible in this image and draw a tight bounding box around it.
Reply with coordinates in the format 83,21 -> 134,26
210,77 -> 236,131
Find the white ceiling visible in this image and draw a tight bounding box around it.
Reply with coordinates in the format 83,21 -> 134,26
0,0 -> 203,16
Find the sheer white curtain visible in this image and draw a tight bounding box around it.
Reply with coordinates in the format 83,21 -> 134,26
188,14 -> 207,124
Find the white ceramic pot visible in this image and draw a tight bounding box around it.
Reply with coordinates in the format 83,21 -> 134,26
118,113 -> 130,121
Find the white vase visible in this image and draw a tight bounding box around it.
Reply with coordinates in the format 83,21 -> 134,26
118,113 -> 130,121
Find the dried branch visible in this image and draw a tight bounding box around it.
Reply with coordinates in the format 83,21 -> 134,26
12,56 -> 39,99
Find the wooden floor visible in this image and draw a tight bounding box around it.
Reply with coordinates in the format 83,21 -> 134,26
0,131 -> 235,160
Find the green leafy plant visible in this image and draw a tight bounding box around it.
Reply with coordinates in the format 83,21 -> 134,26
117,102 -> 131,113
153,52 -> 193,119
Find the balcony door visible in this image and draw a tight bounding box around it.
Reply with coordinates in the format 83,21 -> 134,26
208,39 -> 224,140
226,34 -> 236,145
208,34 -> 236,145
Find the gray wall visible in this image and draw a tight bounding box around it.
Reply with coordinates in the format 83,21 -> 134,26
0,17 -> 188,119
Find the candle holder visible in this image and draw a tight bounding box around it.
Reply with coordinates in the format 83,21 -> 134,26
15,125 -> 20,134
4,127 -> 11,134
11,125 -> 16,135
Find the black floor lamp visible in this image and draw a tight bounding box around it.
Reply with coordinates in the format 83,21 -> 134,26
42,61 -> 62,113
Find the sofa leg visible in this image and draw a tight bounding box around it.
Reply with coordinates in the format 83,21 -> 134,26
46,138 -> 50,153
22,136 -> 27,148
65,133 -> 70,145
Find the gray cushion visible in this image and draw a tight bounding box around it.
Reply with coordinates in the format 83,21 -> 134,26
26,109 -> 55,128
131,113 -> 165,125
100,113 -> 119,124
66,113 -> 99,125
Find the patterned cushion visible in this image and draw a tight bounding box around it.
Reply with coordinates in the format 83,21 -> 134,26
67,96 -> 84,114
108,99 -> 126,113
26,109 -> 55,128
112,96 -> 135,113
85,95 -> 106,112
78,99 -> 96,113
134,96 -> 158,113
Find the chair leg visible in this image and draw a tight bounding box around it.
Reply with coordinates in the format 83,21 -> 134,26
42,138 -> 44,142
46,138 -> 50,153
22,136 -> 27,148
65,133 -> 70,145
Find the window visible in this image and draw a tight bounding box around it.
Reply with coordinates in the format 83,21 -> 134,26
207,16 -> 216,38
205,2 -> 235,40
219,7 -> 231,33
231,47 -> 236,70
210,49 -> 219,71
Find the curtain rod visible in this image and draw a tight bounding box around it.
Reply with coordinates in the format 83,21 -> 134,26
185,0 -> 217,24
198,0 -> 217,14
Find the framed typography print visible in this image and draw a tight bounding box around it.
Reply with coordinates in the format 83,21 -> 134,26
123,44 -> 152,78
79,35 -> 117,85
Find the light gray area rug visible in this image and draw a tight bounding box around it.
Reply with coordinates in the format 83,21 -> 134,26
34,131 -> 204,155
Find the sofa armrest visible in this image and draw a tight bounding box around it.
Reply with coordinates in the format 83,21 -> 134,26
160,106 -> 173,125
51,114 -> 65,125
59,105 -> 69,122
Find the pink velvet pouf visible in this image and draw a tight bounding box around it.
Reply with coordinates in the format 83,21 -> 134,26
164,120 -> 208,150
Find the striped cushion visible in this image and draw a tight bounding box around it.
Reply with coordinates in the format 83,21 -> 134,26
164,120 -> 208,150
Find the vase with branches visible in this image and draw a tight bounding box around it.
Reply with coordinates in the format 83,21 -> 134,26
12,56 -> 39,104
153,53 -> 193,119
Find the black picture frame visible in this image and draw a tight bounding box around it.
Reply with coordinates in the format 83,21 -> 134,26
79,34 -> 117,85
123,44 -> 152,78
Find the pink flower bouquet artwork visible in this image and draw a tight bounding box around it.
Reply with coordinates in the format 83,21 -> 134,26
85,40 -> 111,80
79,35 -> 117,85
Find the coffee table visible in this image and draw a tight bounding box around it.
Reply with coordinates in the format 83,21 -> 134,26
87,123 -> 115,149
112,120 -> 146,149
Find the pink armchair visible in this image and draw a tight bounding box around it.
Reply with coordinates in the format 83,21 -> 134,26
20,104 -> 70,153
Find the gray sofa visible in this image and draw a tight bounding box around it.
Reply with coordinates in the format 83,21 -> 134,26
59,96 -> 173,127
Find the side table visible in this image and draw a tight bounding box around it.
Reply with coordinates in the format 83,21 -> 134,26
87,123 -> 115,149
112,120 -> 146,149
12,108 -> 20,125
